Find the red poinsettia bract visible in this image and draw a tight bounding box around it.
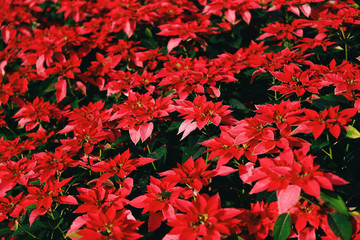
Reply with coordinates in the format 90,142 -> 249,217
164,193 -> 242,240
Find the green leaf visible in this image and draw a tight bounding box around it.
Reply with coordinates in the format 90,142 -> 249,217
322,94 -> 349,104
157,191 -> 172,197
70,96 -> 79,109
312,94 -> 351,111
345,125 -> 360,139
310,138 -> 329,151
0,133 -> 7,140
179,135 -> 207,162
256,190 -> 277,203
43,81 -> 56,93
145,27 -> 153,38
148,145 -> 167,166
67,231 -> 83,239
273,213 -> 291,240
33,74 -> 57,95
154,145 -> 167,159
25,203 -> 37,210
111,134 -> 128,148
312,98 -> 338,110
229,37 -> 242,49
189,49 -> 196,58
244,68 -> 256,77
142,38 -> 157,49
30,180 -> 41,185
327,212 -> 352,240
0,227 -> 10,235
10,220 -> 47,237
166,121 -> 181,132
229,98 -> 248,111
320,191 -> 348,215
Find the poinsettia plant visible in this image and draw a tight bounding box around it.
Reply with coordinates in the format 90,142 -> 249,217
1,0 -> 360,239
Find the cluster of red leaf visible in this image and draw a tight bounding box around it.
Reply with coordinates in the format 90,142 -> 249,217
1,0 -> 360,239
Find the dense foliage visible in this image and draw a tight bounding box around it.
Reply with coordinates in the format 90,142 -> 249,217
1,0 -> 360,239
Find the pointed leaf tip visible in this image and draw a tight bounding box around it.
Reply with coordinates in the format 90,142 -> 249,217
273,213 -> 291,240
327,212 -> 352,240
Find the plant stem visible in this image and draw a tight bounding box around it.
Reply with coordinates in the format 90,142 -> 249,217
48,209 -> 56,220
272,77 -> 278,101
205,148 -> 209,164
17,222 -> 39,239
326,133 -> 333,160
26,231 -> 38,239
147,144 -> 157,171
66,77 -> 76,97
340,27 -> 348,61
345,42 -> 348,61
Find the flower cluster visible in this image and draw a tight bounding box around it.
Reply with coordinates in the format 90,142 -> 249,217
1,0 -> 360,239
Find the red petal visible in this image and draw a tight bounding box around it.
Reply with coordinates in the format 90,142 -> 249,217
324,172 -> 349,185
299,227 -> 316,240
57,195 -> 78,205
355,99 -> 360,110
167,38 -> 182,53
163,234 -> 181,240
329,125 -> 341,139
91,161 -> 109,172
148,212 -> 164,232
179,121 -> 197,140
56,77 -> 67,103
174,199 -> 192,213
129,195 -> 147,209
238,162 -> 255,183
300,4 -> 311,17
301,179 -> 320,197
40,168 -> 56,183
277,185 -> 301,213
124,21 -> 136,37
0,181 -> 15,197
253,141 -> 275,155
111,55 -> 122,69
262,128 -> 275,140
129,127 -> 141,144
2,27 -> 11,43
67,215 -> 88,233
96,172 -> 114,187
313,175 -> 333,191
136,157 -> 155,166
225,10 -> 236,23
288,6 -> 300,16
250,177 -> 272,194
312,124 -> 325,139
29,208 -> 47,226
250,69 -> 266,84
76,81 -> 87,95
36,55 -> 45,74
140,122 -> 154,142
163,205 -> 175,220
178,119 -> 192,134
215,166 -> 236,176
241,11 -> 251,24
207,86 -> 221,98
